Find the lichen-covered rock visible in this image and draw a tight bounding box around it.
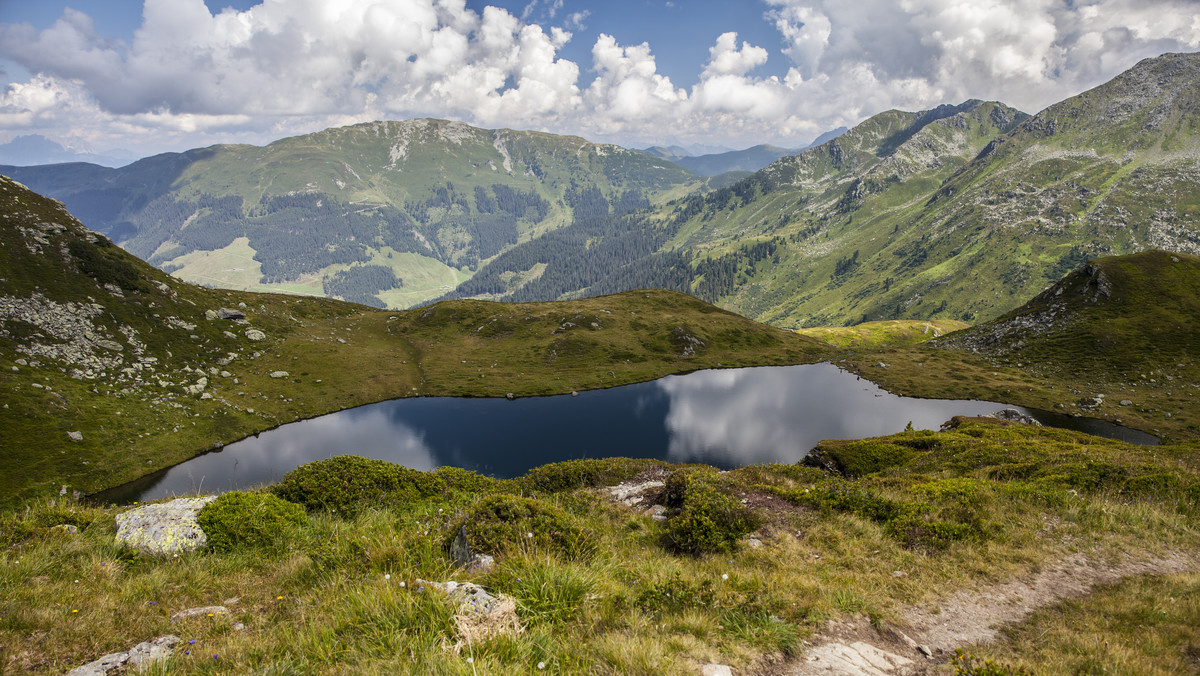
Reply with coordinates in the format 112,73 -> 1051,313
244,329 -> 266,341
66,635 -> 179,676
115,496 -> 216,555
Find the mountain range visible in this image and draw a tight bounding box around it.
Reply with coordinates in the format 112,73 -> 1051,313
1,121 -> 702,308
3,52 -> 1198,329
451,52 -> 1200,327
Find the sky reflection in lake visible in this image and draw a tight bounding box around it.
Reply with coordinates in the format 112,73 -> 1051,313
101,362 -> 1132,504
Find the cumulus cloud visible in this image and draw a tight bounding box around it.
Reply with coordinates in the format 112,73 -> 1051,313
766,0 -> 1200,117
0,0 -> 1197,155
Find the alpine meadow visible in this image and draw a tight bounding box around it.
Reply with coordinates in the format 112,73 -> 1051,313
2,5 -> 1200,673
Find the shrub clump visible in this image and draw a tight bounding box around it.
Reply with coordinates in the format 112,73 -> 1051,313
452,495 -> 593,560
663,468 -> 760,555
520,458 -> 667,493
197,491 -> 306,552
804,439 -> 919,477
271,455 -> 440,518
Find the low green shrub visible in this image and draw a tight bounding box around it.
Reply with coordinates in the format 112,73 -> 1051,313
271,455 -> 440,518
663,468 -> 760,555
434,466 -> 499,495
662,466 -> 719,508
197,491 -> 306,552
806,439 -> 916,477
519,458 -> 667,493
452,495 -> 593,560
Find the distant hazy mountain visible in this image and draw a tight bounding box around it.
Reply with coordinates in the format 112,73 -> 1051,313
1,120 -> 702,308
639,128 -> 849,176
0,134 -> 136,168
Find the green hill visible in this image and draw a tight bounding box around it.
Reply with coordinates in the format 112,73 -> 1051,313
1,120 -> 702,308
0,175 -> 824,506
839,250 -> 1200,441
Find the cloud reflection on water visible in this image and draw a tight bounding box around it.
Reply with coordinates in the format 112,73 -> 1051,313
657,363 -> 1006,465
140,406 -> 437,500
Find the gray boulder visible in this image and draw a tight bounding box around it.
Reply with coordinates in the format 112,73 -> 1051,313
985,408 -> 1043,426
115,496 -> 216,555
217,308 -> 246,320
66,635 -> 179,676
244,329 -> 266,342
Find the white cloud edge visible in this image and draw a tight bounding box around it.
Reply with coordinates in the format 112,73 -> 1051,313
0,0 -> 1196,156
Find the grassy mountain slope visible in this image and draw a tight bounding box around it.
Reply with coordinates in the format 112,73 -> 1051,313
1,120 -> 702,308
689,52 -> 1200,327
841,250 -> 1200,441
0,176 -> 825,506
452,99 -> 1027,309
457,53 -> 1199,330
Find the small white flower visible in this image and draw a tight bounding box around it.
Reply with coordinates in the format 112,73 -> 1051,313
721,574 -> 728,580
466,657 -> 474,664
526,531 -> 533,538
399,581 -> 406,588
538,662 -> 546,670
74,579 -> 79,583
384,574 -> 391,581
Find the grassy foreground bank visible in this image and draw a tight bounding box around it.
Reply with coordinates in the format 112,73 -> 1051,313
2,417 -> 1198,674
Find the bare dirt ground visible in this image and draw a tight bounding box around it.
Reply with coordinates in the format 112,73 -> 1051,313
756,551 -> 1198,675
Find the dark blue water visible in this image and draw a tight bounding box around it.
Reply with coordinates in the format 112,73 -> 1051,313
96,363 -> 1156,503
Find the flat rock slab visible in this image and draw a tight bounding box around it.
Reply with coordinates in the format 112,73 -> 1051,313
65,635 -> 179,676
115,496 -> 216,555
170,605 -> 230,622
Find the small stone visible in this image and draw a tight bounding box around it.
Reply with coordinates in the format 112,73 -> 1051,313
701,665 -> 734,676
68,431 -> 83,442
892,570 -> 908,578
244,329 -> 266,342
876,362 -> 889,368
506,392 -> 515,400
200,393 -> 213,400
917,645 -> 934,658
51,524 -> 79,535
205,310 -> 219,321
170,605 -> 230,622
270,371 -> 289,379
1120,400 -> 1133,406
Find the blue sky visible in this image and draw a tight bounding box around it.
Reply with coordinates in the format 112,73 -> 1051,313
0,0 -> 1197,159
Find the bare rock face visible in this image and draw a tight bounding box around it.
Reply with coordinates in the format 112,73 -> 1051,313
115,496 -> 216,555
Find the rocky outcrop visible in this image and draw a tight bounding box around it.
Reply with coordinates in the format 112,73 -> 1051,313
65,635 -> 179,676
984,408 -> 1043,426
115,496 -> 216,555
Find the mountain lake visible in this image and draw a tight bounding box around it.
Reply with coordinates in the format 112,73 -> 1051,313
96,362 -> 1157,503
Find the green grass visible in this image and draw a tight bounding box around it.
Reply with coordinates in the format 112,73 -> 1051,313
795,319 -> 969,349
1,418 -> 1197,674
